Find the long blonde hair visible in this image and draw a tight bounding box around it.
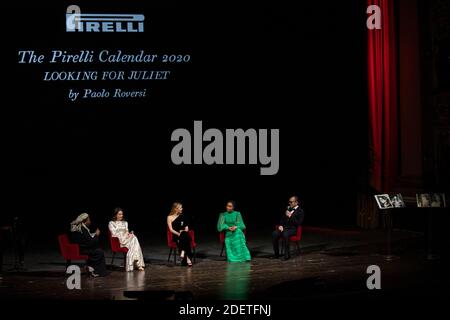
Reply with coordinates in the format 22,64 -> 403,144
169,202 -> 182,216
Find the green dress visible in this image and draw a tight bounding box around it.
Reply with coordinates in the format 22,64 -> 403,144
217,211 -> 251,262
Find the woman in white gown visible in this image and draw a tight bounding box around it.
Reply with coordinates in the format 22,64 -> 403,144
108,208 -> 145,271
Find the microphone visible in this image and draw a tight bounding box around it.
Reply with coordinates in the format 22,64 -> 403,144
286,206 -> 294,217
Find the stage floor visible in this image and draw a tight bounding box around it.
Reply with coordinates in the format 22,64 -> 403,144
0,227 -> 447,300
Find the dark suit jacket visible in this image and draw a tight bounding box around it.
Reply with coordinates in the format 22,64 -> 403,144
280,207 -> 305,230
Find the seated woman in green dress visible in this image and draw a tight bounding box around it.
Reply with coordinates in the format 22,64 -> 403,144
217,201 -> 251,262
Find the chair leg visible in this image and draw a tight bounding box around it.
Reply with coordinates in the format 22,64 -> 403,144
168,248 -> 173,263
66,260 -> 71,269
296,242 -> 301,255
174,248 -> 177,265
193,248 -> 196,264
123,253 -> 127,270
111,252 -> 116,266
220,243 -> 225,257
288,240 -> 293,256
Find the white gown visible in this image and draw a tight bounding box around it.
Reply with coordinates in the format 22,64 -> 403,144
108,220 -> 145,271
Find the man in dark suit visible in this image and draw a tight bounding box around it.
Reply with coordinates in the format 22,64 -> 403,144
272,196 -> 305,261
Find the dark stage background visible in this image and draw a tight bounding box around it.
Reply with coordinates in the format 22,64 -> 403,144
2,1 -> 367,242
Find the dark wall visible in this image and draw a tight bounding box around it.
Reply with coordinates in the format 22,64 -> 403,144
2,1 -> 367,241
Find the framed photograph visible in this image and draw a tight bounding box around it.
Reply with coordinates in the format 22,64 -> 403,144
416,193 -> 431,208
430,193 -> 446,208
374,194 -> 393,209
391,193 -> 406,208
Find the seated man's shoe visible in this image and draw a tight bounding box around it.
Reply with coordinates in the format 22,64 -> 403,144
281,256 -> 290,261
270,255 -> 280,259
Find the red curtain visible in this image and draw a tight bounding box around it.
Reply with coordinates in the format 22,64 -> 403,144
367,0 -> 398,192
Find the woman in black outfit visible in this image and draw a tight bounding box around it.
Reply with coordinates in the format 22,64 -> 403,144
167,202 -> 193,266
69,213 -> 107,277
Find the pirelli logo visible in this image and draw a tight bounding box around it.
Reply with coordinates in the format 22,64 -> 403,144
66,5 -> 145,33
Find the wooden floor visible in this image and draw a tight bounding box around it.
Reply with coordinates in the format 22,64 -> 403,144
0,228 -> 447,300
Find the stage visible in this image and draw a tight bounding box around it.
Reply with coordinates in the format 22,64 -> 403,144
1,227 -> 446,300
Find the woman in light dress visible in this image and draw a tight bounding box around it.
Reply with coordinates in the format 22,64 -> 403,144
108,208 -> 145,271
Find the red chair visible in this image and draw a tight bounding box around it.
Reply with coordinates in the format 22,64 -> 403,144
167,228 -> 197,265
275,225 -> 303,256
58,234 -> 88,268
189,230 -> 197,264
108,231 -> 128,267
219,229 -> 246,257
